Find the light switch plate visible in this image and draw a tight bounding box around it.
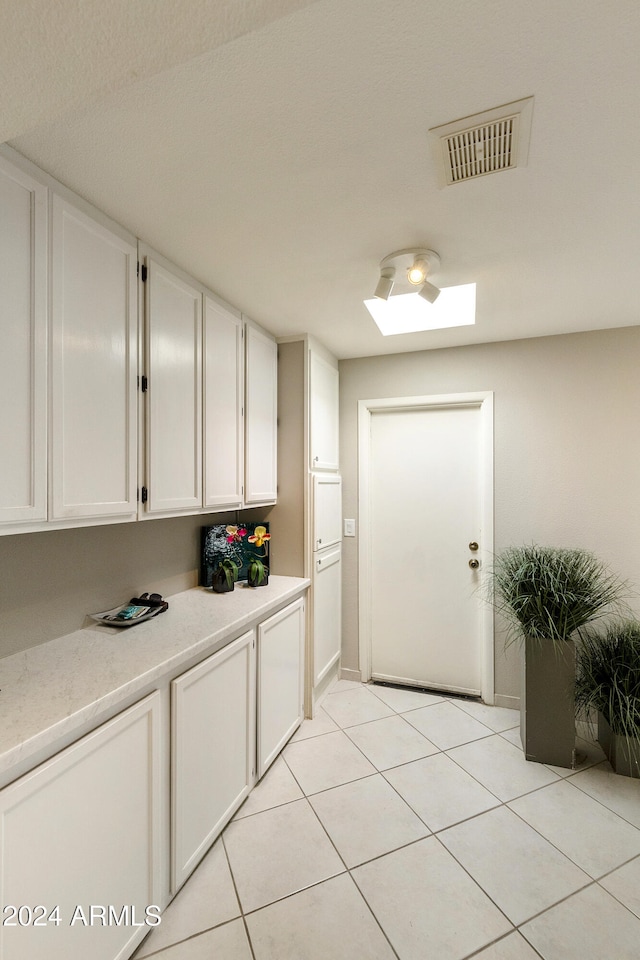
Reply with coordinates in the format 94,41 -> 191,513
344,519 -> 356,537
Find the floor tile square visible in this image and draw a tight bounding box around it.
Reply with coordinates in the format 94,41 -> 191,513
448,733 -> 561,801
439,806 -> 589,924
283,730 -> 376,794
521,884 -> 640,960
133,919 -> 252,960
471,932 -> 542,959
222,798 -> 344,912
344,714 -> 439,770
384,753 -> 500,832
570,763 -> 640,828
247,871 -> 397,960
403,700 -> 494,750
133,839 -> 239,957
309,774 -> 429,867
367,683 -> 445,712
289,707 -> 339,742
452,698 -> 520,732
599,855 -> 640,919
500,727 -> 522,748
352,837 -> 511,960
233,756 -> 303,819
508,779 -> 640,877
321,686 -> 395,727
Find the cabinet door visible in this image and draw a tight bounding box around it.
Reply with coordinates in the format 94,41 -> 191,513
171,631 -> 255,891
0,156 -> 47,526
313,474 -> 342,551
0,692 -> 162,960
145,257 -> 202,513
257,598 -> 305,778
309,350 -> 339,471
314,546 -> 342,686
244,321 -> 277,504
50,196 -> 138,520
203,297 -> 244,509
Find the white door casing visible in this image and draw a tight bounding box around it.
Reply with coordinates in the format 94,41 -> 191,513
358,393 -> 494,702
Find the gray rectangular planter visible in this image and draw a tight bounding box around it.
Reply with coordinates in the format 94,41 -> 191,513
598,713 -> 640,778
520,637 -> 575,768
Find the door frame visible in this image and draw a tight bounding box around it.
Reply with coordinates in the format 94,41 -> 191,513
358,392 -> 495,703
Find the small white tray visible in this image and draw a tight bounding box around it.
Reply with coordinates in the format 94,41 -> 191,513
90,604 -> 166,627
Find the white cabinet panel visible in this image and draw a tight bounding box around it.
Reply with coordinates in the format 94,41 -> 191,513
244,321 -> 277,504
171,631 -> 255,891
145,257 -> 202,513
204,297 -> 244,509
314,546 -> 342,686
313,474 -> 342,551
50,195 -> 137,520
309,350 -> 339,471
0,156 -> 47,525
0,692 -> 162,960
257,597 -> 305,779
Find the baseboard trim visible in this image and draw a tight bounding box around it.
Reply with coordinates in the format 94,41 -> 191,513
340,666 -> 362,683
494,694 -> 520,710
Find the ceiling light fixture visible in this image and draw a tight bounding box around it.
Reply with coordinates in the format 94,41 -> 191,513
373,248 -> 441,302
364,246 -> 476,335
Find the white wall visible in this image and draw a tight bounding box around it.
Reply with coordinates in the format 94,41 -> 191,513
339,326 -> 640,702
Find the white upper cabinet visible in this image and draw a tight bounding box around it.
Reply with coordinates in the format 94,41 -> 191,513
203,297 -> 244,509
144,251 -> 203,514
0,155 -> 47,525
50,195 -> 138,521
309,348 -> 339,471
244,320 -> 278,505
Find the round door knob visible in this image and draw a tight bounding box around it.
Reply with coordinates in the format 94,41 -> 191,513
469,541 -> 479,551
468,558 -> 480,569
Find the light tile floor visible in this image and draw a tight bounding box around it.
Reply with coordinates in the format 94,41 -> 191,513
133,680 -> 640,960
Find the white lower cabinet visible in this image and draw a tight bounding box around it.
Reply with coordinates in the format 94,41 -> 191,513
257,597 -> 305,779
171,630 -> 255,892
313,546 -> 342,687
0,692 -> 162,960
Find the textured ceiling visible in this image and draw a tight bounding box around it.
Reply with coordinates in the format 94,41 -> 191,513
5,0 -> 640,358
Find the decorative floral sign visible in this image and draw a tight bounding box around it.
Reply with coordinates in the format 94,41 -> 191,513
201,523 -> 270,586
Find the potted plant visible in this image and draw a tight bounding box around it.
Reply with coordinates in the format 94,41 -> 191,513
247,555 -> 269,587
490,545 -> 624,768
246,525 -> 271,587
575,621 -> 640,778
211,558 -> 239,594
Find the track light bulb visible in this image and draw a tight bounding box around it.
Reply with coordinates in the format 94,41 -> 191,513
407,257 -> 428,285
374,267 -> 395,300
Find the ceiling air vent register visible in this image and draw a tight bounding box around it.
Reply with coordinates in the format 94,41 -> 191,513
429,96 -> 534,186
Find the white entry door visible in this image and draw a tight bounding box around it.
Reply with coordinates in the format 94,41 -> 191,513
360,394 -> 493,699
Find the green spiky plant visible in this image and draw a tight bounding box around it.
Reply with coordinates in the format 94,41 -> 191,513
575,621 -> 640,775
491,545 -> 624,653
213,558 -> 239,591
247,556 -> 269,587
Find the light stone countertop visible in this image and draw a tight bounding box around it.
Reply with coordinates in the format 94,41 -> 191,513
0,576 -> 309,785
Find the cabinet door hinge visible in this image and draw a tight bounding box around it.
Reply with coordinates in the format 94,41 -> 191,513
141,486 -> 148,504
141,375 -> 148,392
